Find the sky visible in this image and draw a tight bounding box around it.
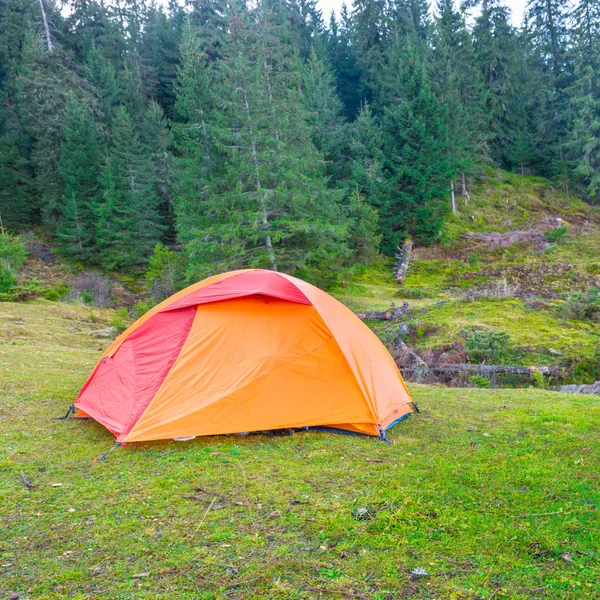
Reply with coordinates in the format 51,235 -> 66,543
317,0 -> 529,26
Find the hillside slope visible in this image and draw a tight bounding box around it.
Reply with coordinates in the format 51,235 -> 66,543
335,171 -> 600,384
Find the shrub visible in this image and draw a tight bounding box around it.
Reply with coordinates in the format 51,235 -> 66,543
72,272 -> 112,307
468,375 -> 490,388
132,300 -> 152,319
530,369 -> 547,388
544,225 -> 568,244
109,308 -> 130,333
0,279 -> 47,302
145,244 -> 185,302
0,229 -> 27,294
397,286 -> 431,299
43,288 -> 61,301
461,329 -> 511,364
561,288 -> 600,322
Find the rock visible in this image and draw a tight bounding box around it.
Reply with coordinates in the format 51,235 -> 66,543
550,381 -> 600,395
88,327 -> 118,338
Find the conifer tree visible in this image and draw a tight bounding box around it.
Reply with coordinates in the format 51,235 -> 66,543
16,35 -> 99,232
326,4 -> 364,119
56,96 -> 103,261
174,4 -> 348,283
140,7 -> 184,116
302,48 -> 348,181
348,102 -> 386,204
140,101 -> 174,236
431,0 -> 486,190
469,0 -> 519,165
0,101 -> 33,230
96,107 -> 163,269
568,0 -> 600,201
379,40 -> 451,251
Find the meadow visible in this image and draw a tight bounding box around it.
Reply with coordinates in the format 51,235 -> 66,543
1,300 -> 599,599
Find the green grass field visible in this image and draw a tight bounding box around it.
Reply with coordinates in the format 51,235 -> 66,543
1,300 -> 599,599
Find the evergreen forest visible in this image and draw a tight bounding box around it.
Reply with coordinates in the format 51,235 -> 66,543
1,0 -> 599,285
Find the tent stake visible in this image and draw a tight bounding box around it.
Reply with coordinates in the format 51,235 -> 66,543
95,443 -> 122,462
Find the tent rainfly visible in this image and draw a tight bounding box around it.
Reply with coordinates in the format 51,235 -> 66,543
74,269 -> 414,442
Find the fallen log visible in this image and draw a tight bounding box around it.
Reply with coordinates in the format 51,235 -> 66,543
356,301 -> 409,321
461,230 -> 549,251
399,364 -> 554,377
395,338 -> 427,369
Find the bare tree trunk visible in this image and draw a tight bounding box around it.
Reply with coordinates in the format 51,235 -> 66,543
461,172 -> 471,206
450,180 -> 457,215
240,77 -> 277,272
395,238 -> 412,285
38,0 -> 54,53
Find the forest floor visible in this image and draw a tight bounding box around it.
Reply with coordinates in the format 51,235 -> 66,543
1,300 -> 600,599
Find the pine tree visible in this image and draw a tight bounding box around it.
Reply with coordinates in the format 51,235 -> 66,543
140,101 -> 174,237
351,0 -> 390,100
96,107 -> 163,269
469,0 -> 519,165
174,4 -> 348,283
326,4 -> 364,119
431,0 -> 486,191
16,34 -> 99,232
0,99 -> 34,230
348,102 -> 386,204
172,19 -> 221,249
567,0 -> 600,201
56,96 -> 103,261
140,6 -> 184,116
302,48 -> 348,181
379,41 -> 451,251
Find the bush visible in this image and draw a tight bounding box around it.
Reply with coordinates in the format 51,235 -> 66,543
561,288 -> 600,322
43,288 -> 61,301
461,329 -> 511,363
80,291 -> 94,305
72,272 -> 112,307
544,225 -> 568,244
0,279 -> 47,302
109,308 -> 130,333
0,229 -> 27,294
397,286 -> 432,299
132,300 -> 152,319
530,369 -> 547,388
145,244 -> 185,302
468,375 -> 490,388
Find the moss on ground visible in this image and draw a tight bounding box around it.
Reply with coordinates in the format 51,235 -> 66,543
1,300 -> 600,599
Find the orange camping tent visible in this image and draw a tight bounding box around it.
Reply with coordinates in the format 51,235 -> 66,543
74,269 -> 414,442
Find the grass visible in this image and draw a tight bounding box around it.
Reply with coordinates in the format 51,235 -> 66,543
2,300 -> 600,599
405,298 -> 600,365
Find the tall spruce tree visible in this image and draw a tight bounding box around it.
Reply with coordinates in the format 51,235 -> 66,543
56,96 -> 103,261
302,48 -> 348,181
174,4 -> 348,283
96,107 -> 163,269
326,4 -> 364,119
379,40 -> 451,251
431,0 -> 486,192
16,35 -> 99,232
568,0 -> 600,201
140,101 -> 174,236
469,0 -> 519,166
